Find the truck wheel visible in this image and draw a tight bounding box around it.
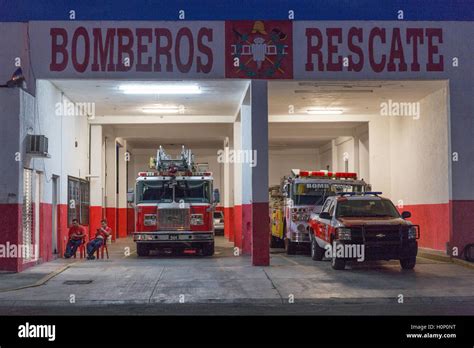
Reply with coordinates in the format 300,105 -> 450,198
270,235 -> 283,248
285,239 -> 297,255
136,243 -> 149,257
310,237 -> 325,261
331,255 -> 346,270
202,242 -> 215,256
400,257 -> 416,270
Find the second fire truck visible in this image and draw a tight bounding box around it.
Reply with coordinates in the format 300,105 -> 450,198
131,146 -> 217,256
270,169 -> 369,254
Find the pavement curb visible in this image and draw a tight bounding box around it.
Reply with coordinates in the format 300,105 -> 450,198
418,249 -> 474,270
0,262 -> 75,293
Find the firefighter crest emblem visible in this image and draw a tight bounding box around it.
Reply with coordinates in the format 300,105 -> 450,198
225,20 -> 293,79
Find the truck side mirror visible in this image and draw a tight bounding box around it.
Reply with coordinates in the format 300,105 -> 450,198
319,212 -> 332,220
127,190 -> 135,203
401,211 -> 411,219
213,189 -> 220,203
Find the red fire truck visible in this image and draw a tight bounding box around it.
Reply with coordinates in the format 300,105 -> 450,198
131,146 -> 217,256
270,169 -> 369,254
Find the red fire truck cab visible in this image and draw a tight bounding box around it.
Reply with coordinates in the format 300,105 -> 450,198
131,146 -> 217,256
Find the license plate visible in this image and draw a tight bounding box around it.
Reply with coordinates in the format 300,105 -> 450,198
169,235 -> 179,240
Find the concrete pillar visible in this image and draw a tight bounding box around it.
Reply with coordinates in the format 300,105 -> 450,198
249,80 -> 269,266
233,81 -> 270,264
240,101 -> 252,254
117,140 -> 128,239
232,117 -> 242,246
331,139 -> 337,172
89,125 -> 103,238
223,137 -> 234,240
104,130 -> 117,240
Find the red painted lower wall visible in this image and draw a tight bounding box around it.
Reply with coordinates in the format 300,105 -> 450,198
127,207 -> 135,234
0,204 -> 21,272
89,206 -> 103,240
242,204 -> 252,255
105,207 -> 117,241
39,203 -> 53,263
252,202 -> 270,266
117,208 -> 128,238
233,205 -> 242,247
450,200 -> 474,257
398,203 -> 450,251
224,207 -> 234,240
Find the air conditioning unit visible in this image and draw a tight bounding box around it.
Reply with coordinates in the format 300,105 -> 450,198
26,135 -> 49,157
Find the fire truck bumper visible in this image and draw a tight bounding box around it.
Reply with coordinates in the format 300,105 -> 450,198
289,231 -> 311,243
134,231 -> 214,243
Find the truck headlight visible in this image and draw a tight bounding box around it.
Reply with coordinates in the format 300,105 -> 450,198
337,228 -> 352,240
144,214 -> 157,226
408,226 -> 417,239
191,214 -> 204,225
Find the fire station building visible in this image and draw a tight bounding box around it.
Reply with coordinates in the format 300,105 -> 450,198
0,1 -> 473,272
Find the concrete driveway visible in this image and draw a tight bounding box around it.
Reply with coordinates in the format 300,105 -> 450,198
0,236 -> 473,315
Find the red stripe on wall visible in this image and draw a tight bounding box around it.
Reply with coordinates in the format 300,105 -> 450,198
117,208 -> 128,238
39,203 -> 53,263
89,206 -> 103,240
224,206 -> 234,240
0,204 -> 21,272
105,207 -> 117,241
233,205 -> 242,247
450,200 -> 474,257
242,203 -> 252,255
251,202 -> 270,266
127,207 -> 135,234
398,203 -> 449,251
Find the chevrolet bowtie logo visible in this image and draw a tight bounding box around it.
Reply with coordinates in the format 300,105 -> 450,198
375,233 -> 386,238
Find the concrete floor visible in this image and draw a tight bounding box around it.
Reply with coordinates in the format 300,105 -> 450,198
0,236 -> 473,315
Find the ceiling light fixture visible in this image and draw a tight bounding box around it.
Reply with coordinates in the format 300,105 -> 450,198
120,84 -> 201,95
142,105 -> 184,114
306,108 -> 343,115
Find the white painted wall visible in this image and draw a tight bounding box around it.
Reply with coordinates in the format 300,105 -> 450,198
269,147 -> 319,186
389,87 -> 449,205
21,80 -> 89,205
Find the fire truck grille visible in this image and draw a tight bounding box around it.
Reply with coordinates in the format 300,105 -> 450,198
158,208 -> 190,230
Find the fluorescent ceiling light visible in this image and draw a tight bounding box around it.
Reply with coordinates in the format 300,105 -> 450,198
306,108 -> 343,115
142,105 -> 184,114
120,84 -> 201,95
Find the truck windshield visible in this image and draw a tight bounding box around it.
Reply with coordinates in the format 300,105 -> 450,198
292,183 -> 362,206
137,181 -> 173,203
336,199 -> 400,218
175,180 -> 211,203
137,180 -> 211,203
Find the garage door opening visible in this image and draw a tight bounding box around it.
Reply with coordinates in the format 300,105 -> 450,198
35,79 -> 249,257
268,80 -> 450,252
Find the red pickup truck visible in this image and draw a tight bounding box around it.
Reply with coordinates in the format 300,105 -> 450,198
308,192 -> 420,270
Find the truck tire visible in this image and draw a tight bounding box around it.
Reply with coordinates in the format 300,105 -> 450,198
136,243 -> 150,257
331,255 -> 346,270
400,257 -> 416,270
202,242 -> 215,256
270,235 -> 284,248
310,237 -> 325,261
285,239 -> 297,255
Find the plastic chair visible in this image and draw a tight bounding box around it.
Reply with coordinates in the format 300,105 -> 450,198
96,239 -> 109,259
63,237 -> 87,259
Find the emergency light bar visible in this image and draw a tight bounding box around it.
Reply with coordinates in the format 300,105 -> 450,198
338,191 -> 383,196
292,169 -> 357,179
138,171 -> 212,177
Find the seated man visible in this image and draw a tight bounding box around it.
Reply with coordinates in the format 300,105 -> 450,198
86,219 -> 112,260
64,219 -> 86,258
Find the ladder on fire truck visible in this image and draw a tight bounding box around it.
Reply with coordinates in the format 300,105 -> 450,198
154,145 -> 196,173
